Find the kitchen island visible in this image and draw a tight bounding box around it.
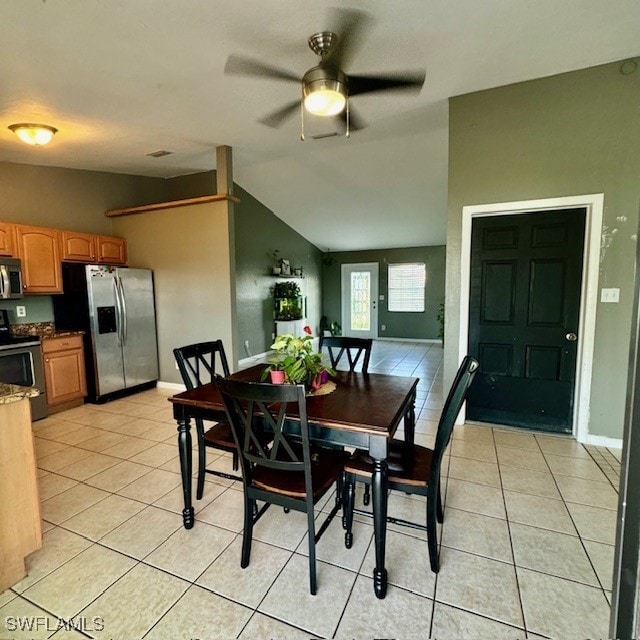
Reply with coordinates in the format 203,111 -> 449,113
0,383 -> 42,591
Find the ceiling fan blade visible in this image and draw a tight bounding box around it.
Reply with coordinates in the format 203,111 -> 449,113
326,8 -> 374,71
224,54 -> 300,83
258,100 -> 300,128
348,72 -> 426,97
338,105 -> 366,132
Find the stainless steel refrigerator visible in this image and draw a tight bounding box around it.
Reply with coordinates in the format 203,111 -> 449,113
53,264 -> 159,402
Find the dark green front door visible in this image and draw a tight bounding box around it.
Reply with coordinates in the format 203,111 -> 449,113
467,209 -> 586,433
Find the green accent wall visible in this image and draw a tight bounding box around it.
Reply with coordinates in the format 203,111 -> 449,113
0,161 -> 166,232
446,59 -> 640,440
0,298 -> 53,324
322,246 -> 445,340
233,184 -> 323,357
0,161 -> 167,325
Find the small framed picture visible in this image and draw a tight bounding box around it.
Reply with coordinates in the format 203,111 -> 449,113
281,259 -> 291,276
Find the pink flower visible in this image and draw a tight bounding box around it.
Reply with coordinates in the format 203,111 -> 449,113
303,325 -> 313,335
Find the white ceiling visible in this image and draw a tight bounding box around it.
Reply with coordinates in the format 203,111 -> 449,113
1,1 -> 638,251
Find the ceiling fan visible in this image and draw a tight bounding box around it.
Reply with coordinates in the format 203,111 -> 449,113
224,9 -> 426,138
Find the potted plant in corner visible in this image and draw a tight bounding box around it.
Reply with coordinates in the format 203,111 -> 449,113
262,327 -> 335,390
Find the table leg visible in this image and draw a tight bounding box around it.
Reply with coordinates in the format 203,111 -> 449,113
371,457 -> 389,599
177,417 -> 194,529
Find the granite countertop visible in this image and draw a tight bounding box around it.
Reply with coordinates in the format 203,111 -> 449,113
42,331 -> 85,340
0,382 -> 40,404
11,322 -> 84,341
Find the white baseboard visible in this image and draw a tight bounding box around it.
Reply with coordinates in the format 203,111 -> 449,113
584,434 -> 623,449
157,381 -> 186,391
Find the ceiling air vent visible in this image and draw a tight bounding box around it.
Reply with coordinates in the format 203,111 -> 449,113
146,150 -> 172,158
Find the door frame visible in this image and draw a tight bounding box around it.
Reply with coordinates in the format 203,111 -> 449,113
458,193 -> 604,443
341,262 -> 379,339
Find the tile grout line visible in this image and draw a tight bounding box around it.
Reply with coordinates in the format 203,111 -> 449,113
534,436 -> 613,600
492,425 -> 530,637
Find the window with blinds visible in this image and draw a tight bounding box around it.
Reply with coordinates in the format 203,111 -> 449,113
388,263 -> 426,312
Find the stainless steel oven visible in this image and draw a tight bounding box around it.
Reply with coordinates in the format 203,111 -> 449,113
0,338 -> 47,420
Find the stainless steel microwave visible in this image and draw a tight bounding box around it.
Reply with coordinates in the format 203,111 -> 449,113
0,258 -> 23,299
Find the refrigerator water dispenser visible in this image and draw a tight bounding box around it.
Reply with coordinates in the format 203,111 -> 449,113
97,306 -> 117,334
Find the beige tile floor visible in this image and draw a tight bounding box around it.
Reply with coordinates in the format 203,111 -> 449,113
0,341 -> 621,639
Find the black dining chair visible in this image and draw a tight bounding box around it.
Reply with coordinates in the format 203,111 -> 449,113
342,355 -> 479,572
319,335 -> 375,506
216,377 -> 347,595
173,340 -> 240,499
319,336 -> 373,373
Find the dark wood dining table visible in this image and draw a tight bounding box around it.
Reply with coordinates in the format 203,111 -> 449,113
169,363 -> 419,599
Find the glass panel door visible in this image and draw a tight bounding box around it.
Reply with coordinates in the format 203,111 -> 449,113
341,263 -> 379,339
350,271 -> 371,331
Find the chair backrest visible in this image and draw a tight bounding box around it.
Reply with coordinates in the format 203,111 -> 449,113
319,336 -> 372,373
216,378 -> 313,494
429,356 -> 480,483
173,341 -> 230,390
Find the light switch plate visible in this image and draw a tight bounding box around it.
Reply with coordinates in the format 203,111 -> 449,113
601,288 -> 620,303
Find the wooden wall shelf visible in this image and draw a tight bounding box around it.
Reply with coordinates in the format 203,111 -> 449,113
105,194 -> 240,218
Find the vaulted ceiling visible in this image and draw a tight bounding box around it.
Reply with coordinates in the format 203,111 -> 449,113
1,1 -> 638,250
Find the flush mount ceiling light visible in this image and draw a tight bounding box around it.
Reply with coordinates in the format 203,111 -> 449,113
8,123 -> 58,146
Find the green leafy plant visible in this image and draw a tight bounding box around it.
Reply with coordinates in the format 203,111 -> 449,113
273,281 -> 300,298
437,301 -> 445,345
269,249 -> 282,274
262,329 -> 335,386
273,281 -> 303,320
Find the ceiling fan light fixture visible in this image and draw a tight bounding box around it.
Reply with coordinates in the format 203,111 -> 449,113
302,67 -> 347,116
304,87 -> 346,116
8,123 -> 58,146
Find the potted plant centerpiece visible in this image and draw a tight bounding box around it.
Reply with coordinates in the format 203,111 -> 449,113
263,327 -> 335,390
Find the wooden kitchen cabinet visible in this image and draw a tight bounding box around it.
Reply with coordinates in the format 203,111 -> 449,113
95,235 -> 127,265
14,225 -> 63,294
42,335 -> 87,407
0,222 -> 15,256
60,230 -> 96,262
0,396 -> 42,591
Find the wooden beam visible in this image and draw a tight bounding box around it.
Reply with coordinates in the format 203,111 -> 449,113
105,194 -> 240,218
216,145 -> 233,196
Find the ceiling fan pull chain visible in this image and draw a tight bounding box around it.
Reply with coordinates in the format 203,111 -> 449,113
346,98 -> 350,138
